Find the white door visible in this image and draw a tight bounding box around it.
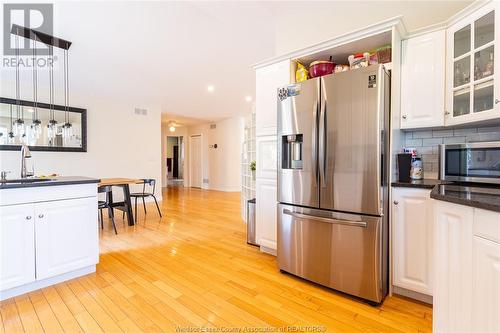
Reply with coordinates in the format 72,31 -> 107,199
433,201 -> 473,333
472,236 -> 500,333
190,135 -> 202,188
401,30 -> 445,129
392,188 -> 433,295
34,197 -> 99,280
256,178 -> 277,250
0,204 -> 36,291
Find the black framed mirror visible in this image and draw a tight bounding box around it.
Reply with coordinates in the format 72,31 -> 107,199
0,97 -> 87,152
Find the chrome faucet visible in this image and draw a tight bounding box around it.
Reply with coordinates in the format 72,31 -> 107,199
20,144 -> 33,178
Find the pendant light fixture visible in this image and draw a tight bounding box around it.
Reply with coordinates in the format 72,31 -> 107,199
47,45 -> 57,140
31,38 -> 41,139
8,105 -> 15,144
62,48 -> 72,138
13,33 -> 25,138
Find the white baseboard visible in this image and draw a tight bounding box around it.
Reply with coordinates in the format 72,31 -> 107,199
0,265 -> 96,301
260,245 -> 277,256
392,286 -> 433,304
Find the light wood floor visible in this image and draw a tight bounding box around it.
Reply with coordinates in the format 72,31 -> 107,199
1,187 -> 432,332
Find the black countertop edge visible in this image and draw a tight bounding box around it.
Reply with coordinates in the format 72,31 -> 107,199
391,179 -> 450,189
0,176 -> 100,190
430,184 -> 500,213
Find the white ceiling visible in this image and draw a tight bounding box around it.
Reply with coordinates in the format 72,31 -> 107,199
0,1 -> 472,125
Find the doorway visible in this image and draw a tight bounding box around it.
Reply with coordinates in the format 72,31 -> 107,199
189,134 -> 202,188
166,136 -> 184,187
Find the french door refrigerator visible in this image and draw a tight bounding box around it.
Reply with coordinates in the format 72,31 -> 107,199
277,64 -> 390,303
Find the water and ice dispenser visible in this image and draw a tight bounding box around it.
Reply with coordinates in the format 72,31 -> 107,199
282,134 -> 303,169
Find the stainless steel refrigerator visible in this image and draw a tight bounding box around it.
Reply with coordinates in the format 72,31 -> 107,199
277,64 -> 390,303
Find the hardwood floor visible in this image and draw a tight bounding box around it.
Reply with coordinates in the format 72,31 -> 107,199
1,187 -> 432,332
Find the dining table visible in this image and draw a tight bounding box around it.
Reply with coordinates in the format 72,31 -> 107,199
98,178 -> 143,226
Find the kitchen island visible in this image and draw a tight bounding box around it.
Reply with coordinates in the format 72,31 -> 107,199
0,177 -> 100,301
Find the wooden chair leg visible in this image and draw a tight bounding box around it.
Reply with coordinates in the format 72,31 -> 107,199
152,195 -> 162,218
100,209 -> 104,229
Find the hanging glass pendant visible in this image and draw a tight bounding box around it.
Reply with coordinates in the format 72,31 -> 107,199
47,119 -> 57,139
62,122 -> 72,138
32,119 -> 42,139
13,118 -> 25,137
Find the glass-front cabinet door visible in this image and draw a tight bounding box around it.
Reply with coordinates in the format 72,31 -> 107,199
447,3 -> 500,126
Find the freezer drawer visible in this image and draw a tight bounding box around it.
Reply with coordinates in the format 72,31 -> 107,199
277,203 -> 387,303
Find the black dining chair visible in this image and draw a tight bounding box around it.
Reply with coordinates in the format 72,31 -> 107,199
129,179 -> 162,218
98,185 -> 118,234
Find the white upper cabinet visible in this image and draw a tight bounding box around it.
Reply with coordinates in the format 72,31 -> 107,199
446,2 -> 500,126
392,188 -> 433,295
255,59 -> 290,136
401,30 -> 445,129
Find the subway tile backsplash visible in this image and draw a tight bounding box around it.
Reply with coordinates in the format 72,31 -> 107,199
403,125 -> 500,178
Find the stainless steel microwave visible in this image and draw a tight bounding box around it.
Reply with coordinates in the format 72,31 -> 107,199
439,142 -> 500,184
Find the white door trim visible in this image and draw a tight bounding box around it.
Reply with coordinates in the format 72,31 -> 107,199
189,134 -> 203,188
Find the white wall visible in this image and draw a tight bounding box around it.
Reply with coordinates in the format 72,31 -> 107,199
273,1 -> 471,55
185,117 -> 244,192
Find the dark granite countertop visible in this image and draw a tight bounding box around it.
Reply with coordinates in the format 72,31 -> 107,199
430,183 -> 500,213
391,179 -> 449,189
0,176 -> 100,190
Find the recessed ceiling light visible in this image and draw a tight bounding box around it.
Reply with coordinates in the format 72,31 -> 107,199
245,96 -> 252,102
207,85 -> 214,92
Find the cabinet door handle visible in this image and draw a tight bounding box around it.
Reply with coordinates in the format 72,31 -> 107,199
38,214 -> 44,219
402,115 -> 407,119
495,99 -> 500,104
393,201 -> 399,205
26,216 -> 32,220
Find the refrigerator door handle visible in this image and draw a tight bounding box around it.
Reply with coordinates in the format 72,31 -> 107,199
312,101 -> 318,187
319,99 -> 327,188
283,209 -> 367,228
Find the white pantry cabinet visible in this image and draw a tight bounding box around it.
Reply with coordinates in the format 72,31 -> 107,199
401,30 -> 445,129
392,188 -> 433,295
446,2 -> 500,126
255,178 -> 277,251
0,204 -> 36,291
255,135 -> 278,252
255,59 -> 290,136
433,201 -> 474,332
35,197 -> 99,280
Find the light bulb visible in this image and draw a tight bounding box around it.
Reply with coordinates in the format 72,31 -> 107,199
169,126 -> 176,132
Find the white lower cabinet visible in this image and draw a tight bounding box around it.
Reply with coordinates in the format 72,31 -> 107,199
433,201 -> 500,332
35,197 -> 99,280
472,236 -> 500,333
0,204 -> 36,291
0,187 -> 98,300
255,178 -> 277,251
433,201 -> 473,333
392,188 -> 433,295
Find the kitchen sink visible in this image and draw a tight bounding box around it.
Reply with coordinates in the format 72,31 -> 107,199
0,177 -> 54,184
